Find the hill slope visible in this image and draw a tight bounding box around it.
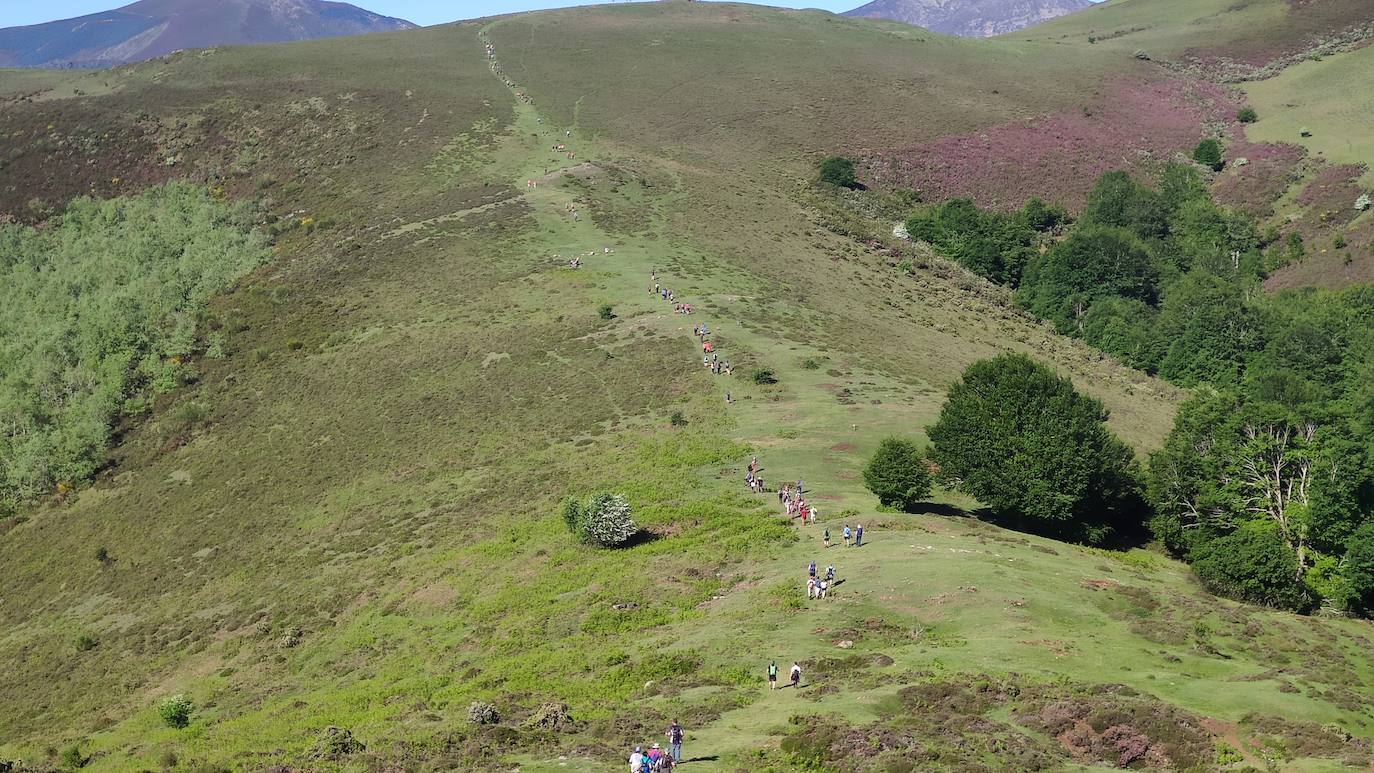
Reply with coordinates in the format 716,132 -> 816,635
0,0 -> 415,69
844,0 -> 1093,37
1,3 -> 1373,771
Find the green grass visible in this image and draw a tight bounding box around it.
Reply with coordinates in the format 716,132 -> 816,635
0,4 -> 1372,771
1244,43 -> 1374,186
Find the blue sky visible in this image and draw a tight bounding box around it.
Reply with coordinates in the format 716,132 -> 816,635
1,1 -> 861,28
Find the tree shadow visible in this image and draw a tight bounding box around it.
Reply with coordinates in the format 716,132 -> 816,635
621,529 -> 663,549
685,756 -> 719,763
906,501 -> 968,517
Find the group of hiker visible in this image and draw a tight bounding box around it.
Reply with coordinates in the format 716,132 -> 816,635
806,559 -> 837,598
628,721 -> 685,772
651,271 -> 735,378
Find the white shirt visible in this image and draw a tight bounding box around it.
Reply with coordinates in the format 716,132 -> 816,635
630,752 -> 644,770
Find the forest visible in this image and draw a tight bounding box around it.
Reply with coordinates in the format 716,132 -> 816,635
905,164 -> 1374,615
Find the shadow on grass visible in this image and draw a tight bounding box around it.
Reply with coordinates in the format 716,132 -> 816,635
621,529 -> 664,549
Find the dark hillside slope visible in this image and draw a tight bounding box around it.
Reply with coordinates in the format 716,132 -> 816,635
0,0 -> 415,69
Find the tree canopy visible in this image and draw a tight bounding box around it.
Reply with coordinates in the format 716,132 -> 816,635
928,353 -> 1142,545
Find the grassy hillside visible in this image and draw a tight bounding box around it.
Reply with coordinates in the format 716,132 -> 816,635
1,3 -> 1372,771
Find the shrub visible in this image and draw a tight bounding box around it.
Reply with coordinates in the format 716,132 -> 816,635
579,492 -> 638,547
60,745 -> 88,769
1357,193 -> 1371,212
309,726 -> 365,760
159,694 -> 195,729
597,304 -> 615,320
1192,139 -> 1224,171
94,546 -> 109,564
928,353 -> 1143,545
169,401 -> 210,432
1190,528 -> 1314,611
752,369 -> 778,385
862,438 -> 933,512
817,156 -> 858,189
1333,234 -> 1347,250
467,701 -> 500,725
1133,49 -> 1151,60
1236,107 -> 1258,123
75,633 -> 98,652
669,411 -> 688,427
560,497 -> 585,533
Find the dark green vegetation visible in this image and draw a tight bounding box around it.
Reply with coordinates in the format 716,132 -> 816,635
1193,138 -> 1225,171
905,162 -> 1374,613
860,437 -> 932,512
929,354 -> 1141,545
1,0 -> 1373,770
816,156 -> 859,189
0,185 -> 266,513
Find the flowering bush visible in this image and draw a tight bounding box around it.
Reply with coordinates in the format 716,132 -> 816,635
579,493 -> 638,547
159,694 -> 194,729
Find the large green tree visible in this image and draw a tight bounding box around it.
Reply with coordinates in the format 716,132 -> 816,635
1017,225 -> 1158,334
928,353 -> 1143,544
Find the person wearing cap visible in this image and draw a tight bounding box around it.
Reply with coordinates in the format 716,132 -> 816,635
630,746 -> 644,773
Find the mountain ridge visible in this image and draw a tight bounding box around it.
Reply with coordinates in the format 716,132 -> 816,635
844,0 -> 1095,37
0,0 -> 416,69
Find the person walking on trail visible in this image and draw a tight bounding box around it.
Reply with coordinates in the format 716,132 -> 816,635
790,662 -> 802,688
809,560 -> 816,579
823,528 -> 831,548
666,720 -> 684,763
768,660 -> 778,689
826,563 -> 835,582
843,524 -> 852,547
810,505 -> 818,525
806,576 -> 817,599
818,579 -> 828,598
855,523 -> 864,547
630,747 -> 644,773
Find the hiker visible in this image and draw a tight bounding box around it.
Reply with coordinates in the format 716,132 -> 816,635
810,505 -> 818,525
800,502 -> 809,523
826,564 -> 835,582
790,662 -> 802,688
809,560 -> 816,579
843,524 -> 852,547
725,391 -> 733,405
666,721 -> 684,762
807,576 -> 817,599
630,746 -> 645,773
823,528 -> 831,548
855,524 -> 864,547
796,479 -> 804,494
768,660 -> 778,689
818,579 -> 828,598
648,744 -> 661,765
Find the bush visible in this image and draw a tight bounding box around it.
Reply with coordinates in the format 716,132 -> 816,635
669,411 -> 688,427
862,438 -> 933,512
467,701 -> 500,725
74,633 -> 98,652
1334,234 -> 1347,250
94,546 -> 109,564
1190,528 -> 1314,611
60,745 -> 88,770
1192,139 -> 1224,171
169,401 -> 211,432
579,492 -> 638,547
159,694 -> 195,729
560,497 -> 585,533
1237,106 -> 1258,123
928,354 -> 1143,544
597,304 -> 615,320
817,156 -> 858,189
752,369 -> 778,385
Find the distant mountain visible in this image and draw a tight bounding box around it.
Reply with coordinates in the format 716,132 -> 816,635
0,0 -> 416,68
843,0 -> 1095,38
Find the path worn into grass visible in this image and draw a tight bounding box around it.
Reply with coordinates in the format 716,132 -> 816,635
420,21 -> 1374,771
